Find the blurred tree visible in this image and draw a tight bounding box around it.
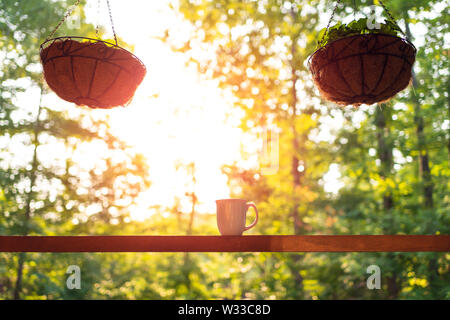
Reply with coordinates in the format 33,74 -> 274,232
0,0 -> 447,300
0,0 -> 151,299
175,0 -> 329,298
326,0 -> 449,299
173,0 -> 449,299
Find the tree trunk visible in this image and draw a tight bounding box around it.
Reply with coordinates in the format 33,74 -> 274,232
13,253 -> 26,300
375,105 -> 399,298
404,15 -> 439,294
183,163 -> 197,291
290,128 -> 304,297
186,192 -> 196,236
404,16 -> 434,211
183,188 -> 196,290
288,15 -> 304,296
13,87 -> 43,299
386,272 -> 400,299
375,106 -> 394,213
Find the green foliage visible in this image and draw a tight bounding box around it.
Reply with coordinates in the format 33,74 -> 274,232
172,0 -> 449,300
0,0 -> 151,299
317,18 -> 403,48
0,0 -> 448,301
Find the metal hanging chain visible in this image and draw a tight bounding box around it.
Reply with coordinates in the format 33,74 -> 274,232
352,0 -> 357,19
45,0 -> 118,45
378,0 -> 406,36
106,0 -> 118,46
318,0 -> 342,47
95,0 -> 101,39
45,0 -> 82,42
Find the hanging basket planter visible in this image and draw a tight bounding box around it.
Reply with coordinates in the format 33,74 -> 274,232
40,0 -> 146,109
40,36 -> 146,109
308,1 -> 416,106
308,33 -> 416,106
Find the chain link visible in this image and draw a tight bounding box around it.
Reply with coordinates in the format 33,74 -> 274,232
106,0 -> 118,46
45,0 -> 82,42
95,0 -> 100,39
378,0 -> 405,36
318,0 -> 342,47
45,0 -> 119,45
318,0 -> 406,47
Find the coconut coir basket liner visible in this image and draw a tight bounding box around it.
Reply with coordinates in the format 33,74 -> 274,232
308,33 -> 416,106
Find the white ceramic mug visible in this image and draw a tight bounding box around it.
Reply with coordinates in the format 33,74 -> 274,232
215,199 -> 258,235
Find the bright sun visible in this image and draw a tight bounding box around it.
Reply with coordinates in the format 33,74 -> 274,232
82,0 -> 249,220
25,0 -> 342,221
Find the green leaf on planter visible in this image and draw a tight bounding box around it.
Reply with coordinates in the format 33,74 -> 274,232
316,18 -> 402,49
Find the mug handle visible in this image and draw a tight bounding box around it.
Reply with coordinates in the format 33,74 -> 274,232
244,203 -> 258,231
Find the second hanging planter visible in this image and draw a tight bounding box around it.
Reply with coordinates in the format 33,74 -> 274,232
309,32 -> 416,106
308,2 -> 417,107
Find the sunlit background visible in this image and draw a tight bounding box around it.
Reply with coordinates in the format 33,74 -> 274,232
8,0 -> 439,223
2,0 -> 448,301
15,0 -> 344,221
86,0 -> 254,220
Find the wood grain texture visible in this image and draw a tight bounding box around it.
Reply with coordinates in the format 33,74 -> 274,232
0,235 -> 448,252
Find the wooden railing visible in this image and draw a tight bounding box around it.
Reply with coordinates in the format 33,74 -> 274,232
0,235 -> 448,252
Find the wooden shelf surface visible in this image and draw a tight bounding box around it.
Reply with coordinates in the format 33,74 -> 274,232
0,235 -> 448,252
